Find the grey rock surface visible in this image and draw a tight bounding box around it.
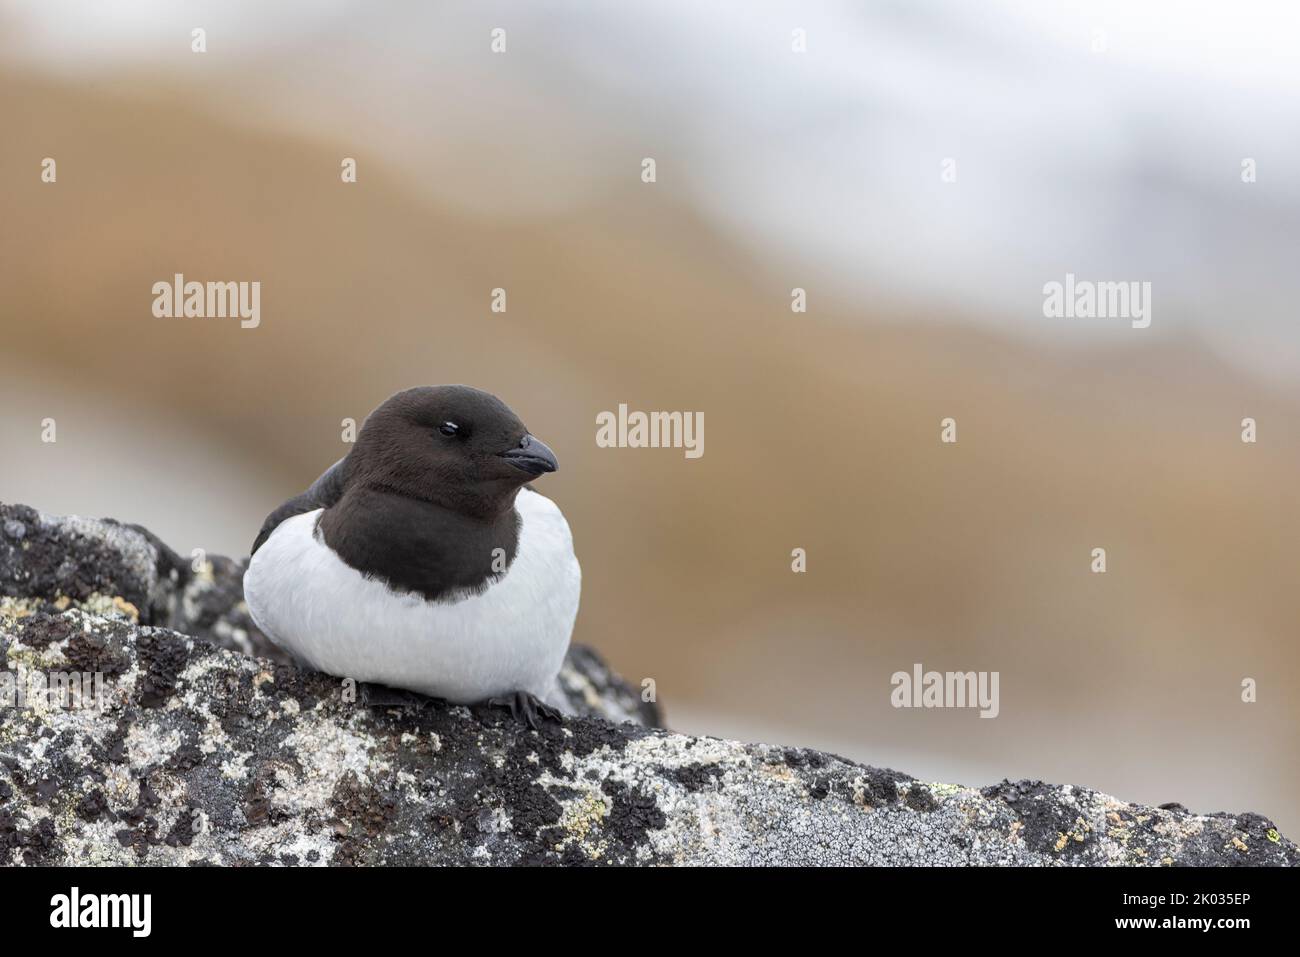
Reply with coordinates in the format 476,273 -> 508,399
1,502 -> 1295,866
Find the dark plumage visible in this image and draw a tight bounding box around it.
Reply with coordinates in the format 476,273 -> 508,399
250,385 -> 558,601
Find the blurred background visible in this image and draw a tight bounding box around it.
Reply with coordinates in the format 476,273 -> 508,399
2,1 -> 1297,833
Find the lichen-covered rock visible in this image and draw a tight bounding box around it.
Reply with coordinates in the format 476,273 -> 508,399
0,502 -> 656,726
0,502 -> 1295,866
0,501 -> 283,661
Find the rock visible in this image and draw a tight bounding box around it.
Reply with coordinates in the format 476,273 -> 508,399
0,502 -> 1295,866
0,503 -> 658,728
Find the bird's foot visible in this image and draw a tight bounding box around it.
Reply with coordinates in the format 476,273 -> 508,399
361,682 -> 437,710
486,690 -> 563,731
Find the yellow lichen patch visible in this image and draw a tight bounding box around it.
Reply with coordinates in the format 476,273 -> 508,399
1054,816 -> 1093,853
0,593 -> 138,623
112,597 -> 140,620
553,789 -> 610,860
925,781 -> 964,800
0,596 -> 43,620
761,763 -> 800,787
2,643 -> 68,670
68,593 -> 140,621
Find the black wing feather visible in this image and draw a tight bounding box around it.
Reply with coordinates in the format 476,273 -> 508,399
251,457 -> 348,555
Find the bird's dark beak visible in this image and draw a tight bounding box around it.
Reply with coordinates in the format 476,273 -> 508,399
500,434 -> 558,476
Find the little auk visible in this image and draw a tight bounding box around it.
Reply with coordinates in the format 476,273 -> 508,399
243,385 -> 580,727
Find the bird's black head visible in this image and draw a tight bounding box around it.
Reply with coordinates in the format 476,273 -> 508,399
348,385 -> 558,518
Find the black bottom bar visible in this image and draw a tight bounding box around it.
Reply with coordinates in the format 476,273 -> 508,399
1,865 -> 1289,940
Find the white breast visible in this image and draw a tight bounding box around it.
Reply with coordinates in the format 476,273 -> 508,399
242,488 -> 581,704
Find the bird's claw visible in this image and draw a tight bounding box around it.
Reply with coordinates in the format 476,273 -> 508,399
487,690 -> 562,730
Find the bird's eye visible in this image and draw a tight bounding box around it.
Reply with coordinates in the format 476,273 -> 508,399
438,422 -> 460,437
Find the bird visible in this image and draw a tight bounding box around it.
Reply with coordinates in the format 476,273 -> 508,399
243,385 -> 580,727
